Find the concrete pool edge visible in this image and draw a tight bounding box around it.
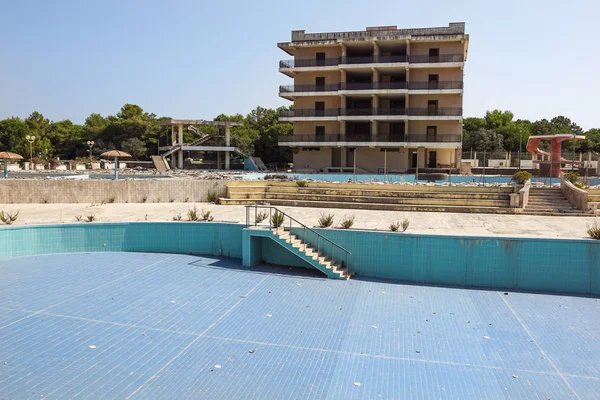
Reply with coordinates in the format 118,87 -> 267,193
1,222 -> 599,295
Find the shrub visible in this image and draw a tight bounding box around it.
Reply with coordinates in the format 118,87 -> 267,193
141,195 -> 148,203
588,221 -> 600,240
172,214 -> 182,221
0,210 -> 19,225
511,171 -> 532,184
207,190 -> 219,204
187,206 -> 200,221
86,214 -> 96,223
271,211 -> 285,228
264,174 -> 289,180
201,209 -> 214,221
390,219 -> 409,232
255,210 -> 269,224
107,197 -> 115,204
75,215 -> 83,222
338,214 -> 355,229
296,180 -> 308,187
318,213 -> 335,228
401,218 -> 410,232
41,197 -> 49,204
564,171 -> 585,189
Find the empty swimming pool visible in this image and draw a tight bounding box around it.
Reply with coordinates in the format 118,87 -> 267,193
1,252 -> 598,399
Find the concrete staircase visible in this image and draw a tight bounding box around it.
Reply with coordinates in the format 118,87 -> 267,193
523,188 -> 586,215
270,228 -> 351,280
221,182 -> 514,214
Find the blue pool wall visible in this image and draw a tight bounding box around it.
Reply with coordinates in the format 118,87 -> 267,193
1,223 -> 599,295
0,222 -> 244,259
291,227 -> 600,295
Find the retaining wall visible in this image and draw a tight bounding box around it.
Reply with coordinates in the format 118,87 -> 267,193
0,179 -> 227,204
293,227 -> 600,295
2,222 -> 599,296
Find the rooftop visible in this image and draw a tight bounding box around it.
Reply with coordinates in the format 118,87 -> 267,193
1,252 -> 598,398
278,22 -> 468,53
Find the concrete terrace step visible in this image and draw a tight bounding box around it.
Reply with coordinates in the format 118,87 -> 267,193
273,230 -> 350,279
220,198 -> 514,214
228,186 -> 511,200
228,192 -> 508,207
521,210 -> 589,216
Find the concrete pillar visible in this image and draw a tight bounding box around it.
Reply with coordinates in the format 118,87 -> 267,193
550,139 -> 561,177
340,121 -> 345,138
217,152 -> 221,170
341,70 -> 346,83
178,124 -> 184,169
418,147 -> 426,169
225,126 -> 231,170
406,39 -> 410,57
372,68 -> 379,83
371,121 -> 378,141
170,125 -> 176,168
374,42 -> 381,57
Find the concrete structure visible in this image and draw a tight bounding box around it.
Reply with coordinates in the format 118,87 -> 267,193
278,23 -> 468,173
158,119 -> 245,170
527,134 -> 586,177
0,179 -> 227,204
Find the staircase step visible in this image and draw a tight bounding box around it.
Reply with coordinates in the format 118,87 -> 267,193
221,198 -> 513,214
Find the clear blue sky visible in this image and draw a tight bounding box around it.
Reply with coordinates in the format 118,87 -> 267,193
1,0 -> 598,130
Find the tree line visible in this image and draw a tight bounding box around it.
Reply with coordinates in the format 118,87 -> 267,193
464,110 -> 600,154
0,104 -> 293,164
1,105 -> 598,164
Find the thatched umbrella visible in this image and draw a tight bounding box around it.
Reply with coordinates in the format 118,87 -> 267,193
0,152 -> 24,178
100,150 -> 132,180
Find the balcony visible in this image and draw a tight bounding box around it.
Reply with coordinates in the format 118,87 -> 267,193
279,54 -> 462,70
279,55 -> 409,69
278,108 -> 408,119
278,133 -> 462,144
408,81 -> 463,90
407,107 -> 463,117
279,81 -> 408,96
409,54 -> 464,64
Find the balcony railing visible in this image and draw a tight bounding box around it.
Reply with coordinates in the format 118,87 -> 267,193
408,107 -> 463,116
408,81 -> 464,90
278,133 -> 462,143
279,109 -> 340,118
406,134 -> 461,142
279,84 -> 340,93
279,54 -> 462,68
279,108 -> 408,118
280,81 -> 408,93
409,54 -> 465,63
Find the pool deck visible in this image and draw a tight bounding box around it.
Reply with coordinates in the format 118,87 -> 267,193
1,253 -> 599,399
0,202 -> 597,239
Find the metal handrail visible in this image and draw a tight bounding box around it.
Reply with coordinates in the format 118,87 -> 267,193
245,205 -> 352,272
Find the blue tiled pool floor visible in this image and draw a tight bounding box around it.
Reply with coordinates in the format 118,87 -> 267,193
1,253 -> 599,399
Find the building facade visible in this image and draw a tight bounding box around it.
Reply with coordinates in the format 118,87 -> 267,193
277,23 -> 469,173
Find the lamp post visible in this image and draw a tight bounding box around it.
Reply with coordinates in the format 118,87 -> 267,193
87,141 -> 95,161
25,135 -> 35,168
518,129 -> 522,171
572,133 -> 576,172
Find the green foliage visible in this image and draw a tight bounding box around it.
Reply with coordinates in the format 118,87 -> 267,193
295,180 -> 308,187
271,211 -> 285,228
86,214 -> 96,222
187,206 -> 200,221
255,211 -> 269,224
563,172 -> 585,189
0,210 -> 19,225
588,221 -> 600,240
338,215 -> 355,229
107,197 -> 116,203
141,195 -> 148,203
390,218 -> 410,232
512,171 -> 532,184
201,209 -> 214,222
172,213 -> 182,221
207,190 -> 219,204
121,137 -> 147,159
318,213 -> 335,228
75,215 -> 83,221
472,128 -> 504,152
